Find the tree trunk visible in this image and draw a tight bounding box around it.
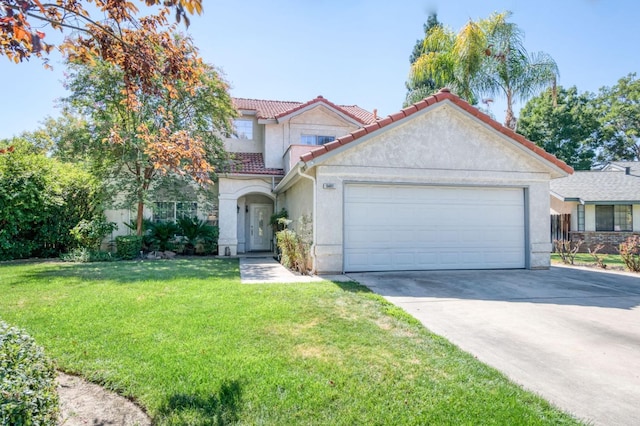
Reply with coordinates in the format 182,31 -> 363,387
504,91 -> 516,130
136,200 -> 144,236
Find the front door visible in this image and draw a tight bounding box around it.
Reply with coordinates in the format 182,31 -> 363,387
250,204 -> 271,251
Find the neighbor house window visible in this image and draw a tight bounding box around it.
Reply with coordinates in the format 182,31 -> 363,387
300,135 -> 335,145
577,204 -> 585,231
595,205 -> 632,231
232,119 -> 253,140
153,202 -> 198,222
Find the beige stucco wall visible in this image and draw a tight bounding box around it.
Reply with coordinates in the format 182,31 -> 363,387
264,106 -> 361,169
278,172 -> 314,233
224,116 -> 263,153
286,103 -> 561,273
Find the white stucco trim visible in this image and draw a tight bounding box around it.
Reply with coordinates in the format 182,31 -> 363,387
276,103 -> 364,127
300,101 -> 569,180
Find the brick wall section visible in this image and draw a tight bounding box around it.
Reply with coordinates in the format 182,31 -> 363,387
570,232 -> 640,254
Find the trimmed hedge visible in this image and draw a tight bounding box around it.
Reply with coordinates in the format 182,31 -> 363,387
116,235 -> 142,260
0,321 -> 59,425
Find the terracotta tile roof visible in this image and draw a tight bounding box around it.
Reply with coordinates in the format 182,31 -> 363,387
232,96 -> 376,125
298,88 -> 574,175
224,152 -> 284,176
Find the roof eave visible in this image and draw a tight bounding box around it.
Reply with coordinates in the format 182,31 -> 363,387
275,102 -> 366,126
273,162 -> 304,193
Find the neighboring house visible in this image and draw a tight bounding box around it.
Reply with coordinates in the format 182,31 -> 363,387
107,89 -> 572,273
274,88 -> 572,273
550,161 -> 640,253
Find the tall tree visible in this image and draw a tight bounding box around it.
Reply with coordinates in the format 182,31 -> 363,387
596,73 -> 640,162
0,0 -> 201,65
63,30 -> 236,236
404,13 -> 442,106
478,12 -> 559,130
409,11 -> 559,129
518,86 -> 598,170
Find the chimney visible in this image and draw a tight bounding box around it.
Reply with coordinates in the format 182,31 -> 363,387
626,167 -> 631,175
373,108 -> 377,120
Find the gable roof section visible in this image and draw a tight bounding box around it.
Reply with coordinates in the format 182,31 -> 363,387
601,161 -> 640,176
550,171 -> 640,203
298,88 -> 573,175
232,96 -> 375,125
223,152 -> 284,176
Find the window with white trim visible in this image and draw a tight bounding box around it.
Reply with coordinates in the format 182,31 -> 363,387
577,204 -> 585,231
300,135 -> 335,145
153,202 -> 198,222
232,119 -> 253,140
595,204 -> 632,231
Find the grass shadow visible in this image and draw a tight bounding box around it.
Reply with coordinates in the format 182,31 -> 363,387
14,258 -> 239,285
158,380 -> 242,425
331,280 -> 373,294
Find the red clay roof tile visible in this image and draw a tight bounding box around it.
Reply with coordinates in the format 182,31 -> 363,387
296,88 -> 573,175
224,152 -> 284,176
232,97 -> 375,125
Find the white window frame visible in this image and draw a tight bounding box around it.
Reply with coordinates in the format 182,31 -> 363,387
153,201 -> 198,223
232,119 -> 254,140
300,134 -> 335,145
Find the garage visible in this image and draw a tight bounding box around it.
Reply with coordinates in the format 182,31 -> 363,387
344,184 -> 526,272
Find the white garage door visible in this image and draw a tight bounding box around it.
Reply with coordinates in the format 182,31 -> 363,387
344,184 -> 526,271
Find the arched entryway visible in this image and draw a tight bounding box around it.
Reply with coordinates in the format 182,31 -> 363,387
217,178 -> 275,256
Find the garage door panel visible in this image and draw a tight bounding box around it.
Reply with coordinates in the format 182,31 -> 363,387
344,184 -> 525,271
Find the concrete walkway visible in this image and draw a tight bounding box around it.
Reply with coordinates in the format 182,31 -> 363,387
239,257 -> 323,283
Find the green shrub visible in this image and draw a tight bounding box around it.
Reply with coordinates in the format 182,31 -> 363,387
147,221 -> 180,252
276,215 -> 312,274
0,140 -> 105,260
0,321 -> 59,425
70,217 -> 117,251
177,217 -> 218,255
619,235 -> 640,272
115,235 -> 142,260
60,248 -> 117,263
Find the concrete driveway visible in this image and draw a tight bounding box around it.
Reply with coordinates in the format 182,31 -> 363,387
349,266 -> 640,426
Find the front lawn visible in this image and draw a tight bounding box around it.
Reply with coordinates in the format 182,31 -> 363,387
0,259 -> 580,425
551,252 -> 626,269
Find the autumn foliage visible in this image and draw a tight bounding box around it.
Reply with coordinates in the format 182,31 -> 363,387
0,0 -> 202,64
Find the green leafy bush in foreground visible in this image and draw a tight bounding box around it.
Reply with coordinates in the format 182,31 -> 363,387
115,235 -> 142,260
0,321 -> 59,425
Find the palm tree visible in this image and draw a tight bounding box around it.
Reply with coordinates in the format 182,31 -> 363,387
409,11 -> 558,130
479,13 -> 559,130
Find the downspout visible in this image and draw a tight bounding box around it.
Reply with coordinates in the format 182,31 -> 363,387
297,165 -> 317,273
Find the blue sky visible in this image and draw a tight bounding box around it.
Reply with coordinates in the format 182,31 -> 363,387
1,0 -> 638,139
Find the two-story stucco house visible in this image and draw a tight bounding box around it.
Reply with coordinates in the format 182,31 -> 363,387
107,89 -> 572,273
217,96 -> 376,256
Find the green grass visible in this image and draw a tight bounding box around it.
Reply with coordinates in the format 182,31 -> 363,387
0,259 -> 581,425
551,252 -> 626,269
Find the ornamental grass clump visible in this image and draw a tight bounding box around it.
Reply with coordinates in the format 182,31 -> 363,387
0,321 -> 59,425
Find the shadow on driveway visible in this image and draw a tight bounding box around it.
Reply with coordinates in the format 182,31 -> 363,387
350,266 -> 640,309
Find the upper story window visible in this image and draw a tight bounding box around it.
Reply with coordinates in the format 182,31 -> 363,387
595,204 -> 632,231
300,135 -> 335,145
232,119 -> 253,140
